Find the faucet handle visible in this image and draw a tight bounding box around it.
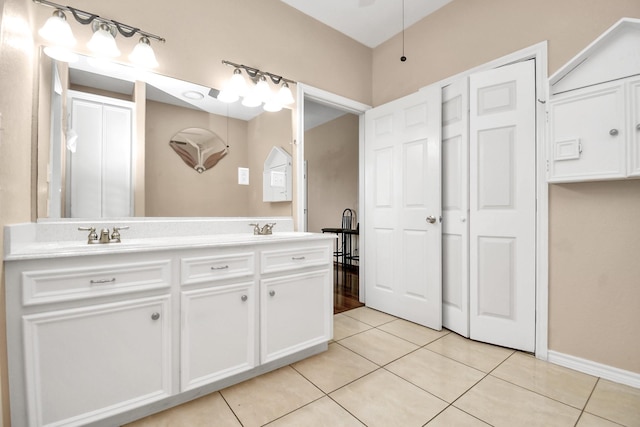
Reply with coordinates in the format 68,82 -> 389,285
249,223 -> 260,235
78,227 -> 98,244
110,226 -> 129,243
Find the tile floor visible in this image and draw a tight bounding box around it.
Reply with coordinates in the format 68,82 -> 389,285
125,307 -> 640,427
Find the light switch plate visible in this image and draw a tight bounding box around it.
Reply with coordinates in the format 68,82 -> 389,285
238,167 -> 249,185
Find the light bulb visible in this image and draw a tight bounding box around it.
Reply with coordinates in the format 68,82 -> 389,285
87,23 -> 120,58
128,36 -> 158,68
263,97 -> 283,112
277,82 -> 295,105
229,68 -> 248,97
255,76 -> 272,103
38,10 -> 76,47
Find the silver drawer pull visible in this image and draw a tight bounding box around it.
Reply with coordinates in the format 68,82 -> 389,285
151,312 -> 160,321
211,265 -> 230,270
269,290 -> 276,297
609,128 -> 619,136
241,295 -> 248,302
90,278 -> 116,285
291,256 -> 306,261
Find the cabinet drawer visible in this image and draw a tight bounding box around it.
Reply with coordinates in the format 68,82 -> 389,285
260,245 -> 331,274
181,253 -> 255,285
22,260 -> 171,306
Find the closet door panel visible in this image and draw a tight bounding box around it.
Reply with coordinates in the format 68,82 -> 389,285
441,80 -> 470,337
470,60 -> 536,352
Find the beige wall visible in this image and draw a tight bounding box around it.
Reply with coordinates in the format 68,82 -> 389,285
371,0 -> 640,374
0,0 -> 36,424
145,100 -> 251,217
305,114 -> 359,233
549,181 -> 640,373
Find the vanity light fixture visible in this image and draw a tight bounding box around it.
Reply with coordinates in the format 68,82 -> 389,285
220,60 -> 296,112
33,0 -> 165,68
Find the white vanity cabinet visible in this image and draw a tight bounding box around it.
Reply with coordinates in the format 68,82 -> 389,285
179,251 -> 257,391
5,254 -> 173,427
4,223 -> 334,427
259,243 -> 333,364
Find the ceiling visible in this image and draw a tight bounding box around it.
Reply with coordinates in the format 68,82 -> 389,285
281,0 -> 453,48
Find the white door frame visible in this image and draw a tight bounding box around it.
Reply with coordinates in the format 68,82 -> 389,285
433,42 -> 549,359
294,84 -> 371,301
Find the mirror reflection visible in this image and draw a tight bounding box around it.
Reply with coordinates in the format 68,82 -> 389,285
37,52 -> 294,219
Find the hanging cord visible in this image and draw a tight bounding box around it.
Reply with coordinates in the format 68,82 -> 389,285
400,0 -> 407,62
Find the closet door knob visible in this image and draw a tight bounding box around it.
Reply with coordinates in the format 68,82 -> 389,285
151,312 -> 160,321
241,295 -> 248,302
426,216 -> 436,224
609,128 -> 619,136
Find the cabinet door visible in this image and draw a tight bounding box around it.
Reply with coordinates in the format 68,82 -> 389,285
260,270 -> 332,364
181,282 -> 256,391
23,296 -> 171,426
629,78 -> 640,177
549,83 -> 626,182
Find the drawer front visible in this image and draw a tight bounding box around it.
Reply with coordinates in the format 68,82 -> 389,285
261,245 -> 331,275
22,260 -> 171,306
181,252 -> 255,285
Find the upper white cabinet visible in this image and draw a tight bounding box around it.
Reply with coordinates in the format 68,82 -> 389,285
547,18 -> 640,183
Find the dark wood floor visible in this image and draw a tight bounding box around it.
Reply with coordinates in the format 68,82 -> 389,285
333,263 -> 363,314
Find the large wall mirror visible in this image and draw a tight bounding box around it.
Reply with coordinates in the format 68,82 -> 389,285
36,50 -> 294,220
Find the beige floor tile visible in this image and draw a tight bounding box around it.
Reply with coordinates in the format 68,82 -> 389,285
492,352 -> 597,409
291,342 -> 378,393
330,369 -> 448,427
333,313 -> 373,341
122,392 -> 240,427
387,348 -> 485,403
426,406 -> 491,426
584,379 -> 640,427
454,376 -> 581,427
339,328 -> 419,365
378,319 -> 450,346
341,306 -> 397,327
576,412 -> 626,427
265,396 -> 365,427
220,366 -> 323,427
426,332 -> 514,372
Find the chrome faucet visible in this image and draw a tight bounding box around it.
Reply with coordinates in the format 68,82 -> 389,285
78,226 -> 129,244
249,223 -> 276,235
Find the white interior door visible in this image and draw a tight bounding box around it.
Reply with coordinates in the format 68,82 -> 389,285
364,85 -> 442,329
442,79 -> 470,337
469,60 -> 537,352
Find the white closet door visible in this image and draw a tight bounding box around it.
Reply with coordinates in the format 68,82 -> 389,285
68,91 -> 133,218
70,98 -> 104,218
364,85 -> 442,329
102,104 -> 133,217
442,79 -> 470,337
469,60 -> 537,352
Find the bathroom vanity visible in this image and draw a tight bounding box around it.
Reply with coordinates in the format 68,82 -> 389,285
4,218 -> 334,427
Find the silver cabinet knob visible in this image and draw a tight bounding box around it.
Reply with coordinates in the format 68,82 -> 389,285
151,312 -> 160,321
241,295 -> 248,302
609,129 -> 619,136
636,123 -> 640,130
426,216 -> 436,224
269,290 -> 276,297
461,217 -> 466,222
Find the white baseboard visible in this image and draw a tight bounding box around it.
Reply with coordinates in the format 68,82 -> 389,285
547,350 -> 640,389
